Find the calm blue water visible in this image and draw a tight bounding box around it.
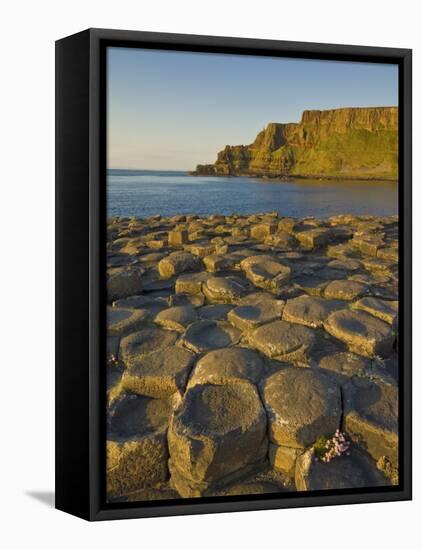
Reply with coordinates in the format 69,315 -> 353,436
107,170 -> 398,219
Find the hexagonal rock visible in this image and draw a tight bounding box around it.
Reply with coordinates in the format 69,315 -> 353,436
168,229 -> 188,246
187,347 -> 264,388
295,447 -> 388,491
121,345 -> 195,398
228,297 -> 284,331
198,304 -> 234,320
296,228 -> 333,248
324,280 -> 368,301
120,328 -> 179,368
351,297 -> 398,326
250,222 -> 277,240
168,293 -> 205,308
186,243 -> 216,257
248,320 -> 316,364
168,382 -> 268,497
342,377 -> 398,466
261,368 -> 341,448
324,309 -> 394,357
107,266 -> 144,301
269,444 -> 300,479
113,294 -> 169,316
154,305 -> 198,333
319,351 -> 371,378
240,255 -> 291,294
182,320 -> 241,353
175,271 -> 210,295
282,295 -> 344,328
203,254 -> 238,272
107,307 -> 150,336
158,251 -> 202,279
107,393 -> 173,498
203,276 -> 250,303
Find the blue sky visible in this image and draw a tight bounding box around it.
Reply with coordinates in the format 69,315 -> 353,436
107,47 -> 398,170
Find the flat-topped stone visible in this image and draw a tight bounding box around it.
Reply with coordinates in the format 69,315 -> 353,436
203,275 -> 250,303
351,296 -> 398,326
318,351 -> 371,378
187,347 -> 264,387
262,368 -> 341,448
324,309 -> 394,357
324,279 -> 368,301
121,345 -> 195,398
198,304 -> 234,320
343,377 -> 398,467
120,328 -> 179,368
228,295 -> 284,331
282,295 -> 344,328
248,320 -> 316,364
295,447 -> 388,491
168,382 -> 268,497
107,307 -> 150,336
175,271 -> 210,295
158,251 -> 202,279
107,265 -> 145,302
182,320 -> 241,353
107,393 -> 173,497
154,305 -> 198,332
240,255 -> 291,294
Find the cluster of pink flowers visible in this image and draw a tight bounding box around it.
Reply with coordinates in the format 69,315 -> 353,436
320,430 -> 351,463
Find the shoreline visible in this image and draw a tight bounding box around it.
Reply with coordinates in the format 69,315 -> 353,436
188,171 -> 398,183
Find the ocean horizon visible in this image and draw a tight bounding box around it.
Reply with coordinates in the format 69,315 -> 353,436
107,169 -> 398,220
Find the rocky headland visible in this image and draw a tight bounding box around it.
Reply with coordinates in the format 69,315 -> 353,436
192,107 -> 398,180
106,211 -> 399,502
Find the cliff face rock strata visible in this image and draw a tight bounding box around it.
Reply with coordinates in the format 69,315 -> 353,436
193,107 -> 398,180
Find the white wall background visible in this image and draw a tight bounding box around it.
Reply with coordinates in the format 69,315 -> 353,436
0,0 -> 419,547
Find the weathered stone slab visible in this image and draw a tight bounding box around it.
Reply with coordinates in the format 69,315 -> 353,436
175,271 -> 210,295
121,345 -> 195,398
154,305 -> 198,332
319,351 -> 371,378
182,320 -> 241,353
107,393 -> 173,498
168,293 -> 205,308
168,382 -> 268,497
187,347 -> 264,387
295,447 -> 388,491
343,377 -> 398,466
296,228 -> 333,248
107,307 -> 150,336
228,296 -> 284,331
262,368 -> 341,448
324,280 -> 368,301
240,255 -> 291,294
269,444 -> 299,479
168,229 -> 188,246
158,251 -> 202,279
203,275 -> 250,303
120,328 -> 179,368
107,266 -> 145,302
198,304 -> 234,320
248,320 -> 316,364
282,295 -> 343,328
351,297 -> 398,326
324,309 -> 394,357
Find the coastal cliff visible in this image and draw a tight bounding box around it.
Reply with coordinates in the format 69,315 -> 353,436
192,107 -> 398,180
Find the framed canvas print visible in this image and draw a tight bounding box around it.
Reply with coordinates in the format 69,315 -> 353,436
55,28 -> 412,521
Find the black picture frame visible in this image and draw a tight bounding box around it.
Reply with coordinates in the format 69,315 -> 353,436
55,28 -> 412,521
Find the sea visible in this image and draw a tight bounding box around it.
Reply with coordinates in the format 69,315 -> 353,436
107,169 -> 398,220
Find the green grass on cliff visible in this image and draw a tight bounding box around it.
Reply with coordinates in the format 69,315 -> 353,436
289,129 -> 398,179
